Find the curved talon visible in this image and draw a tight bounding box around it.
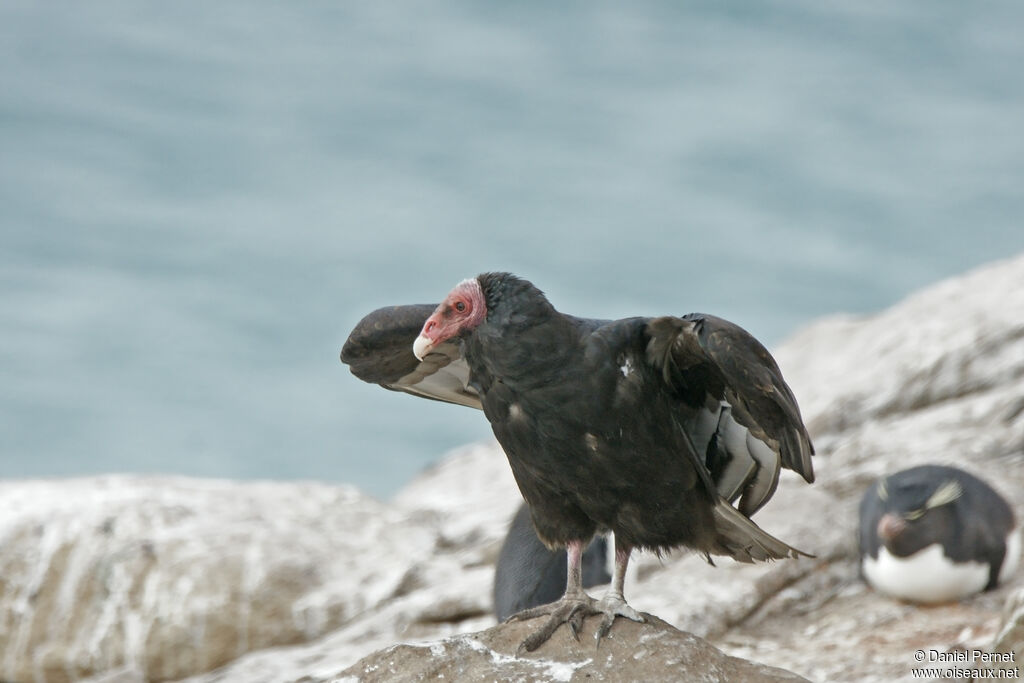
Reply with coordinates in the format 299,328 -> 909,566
595,614 -> 616,645
567,603 -> 589,640
504,603 -> 555,624
593,594 -> 645,649
509,594 -> 598,653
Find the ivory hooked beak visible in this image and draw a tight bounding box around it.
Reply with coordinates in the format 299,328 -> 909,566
412,334 -> 434,361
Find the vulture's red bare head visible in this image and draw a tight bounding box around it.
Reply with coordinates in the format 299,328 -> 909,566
413,278 -> 487,360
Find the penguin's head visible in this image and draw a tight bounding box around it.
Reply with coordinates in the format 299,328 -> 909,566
872,473 -> 963,557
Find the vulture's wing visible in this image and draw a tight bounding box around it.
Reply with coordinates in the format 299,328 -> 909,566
646,314 -> 814,518
341,304 -> 481,409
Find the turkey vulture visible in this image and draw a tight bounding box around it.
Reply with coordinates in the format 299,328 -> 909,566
341,273 -> 815,651
858,464 -> 1020,603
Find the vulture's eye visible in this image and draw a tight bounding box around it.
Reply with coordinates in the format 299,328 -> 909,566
455,301 -> 467,313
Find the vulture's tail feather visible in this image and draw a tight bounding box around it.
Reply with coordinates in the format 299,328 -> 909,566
710,500 -> 814,563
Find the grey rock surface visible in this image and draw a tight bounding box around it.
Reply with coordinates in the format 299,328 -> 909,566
989,586 -> 1024,678
0,478 -> 438,682
336,613 -> 809,683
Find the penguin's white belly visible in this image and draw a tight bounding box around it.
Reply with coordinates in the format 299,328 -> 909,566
999,527 -> 1021,584
862,544 -> 989,604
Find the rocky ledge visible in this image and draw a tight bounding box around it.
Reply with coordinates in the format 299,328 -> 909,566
338,614 -> 808,683
2,254 -> 1022,683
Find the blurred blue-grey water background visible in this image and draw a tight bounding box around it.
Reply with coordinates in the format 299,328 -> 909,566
2,1 -> 1022,498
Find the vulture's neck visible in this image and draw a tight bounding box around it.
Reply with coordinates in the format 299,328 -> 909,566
465,298 -> 580,389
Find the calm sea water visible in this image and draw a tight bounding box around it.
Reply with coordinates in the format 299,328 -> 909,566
2,1 -> 1022,498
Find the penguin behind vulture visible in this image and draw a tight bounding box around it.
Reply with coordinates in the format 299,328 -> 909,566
859,464 -> 1020,604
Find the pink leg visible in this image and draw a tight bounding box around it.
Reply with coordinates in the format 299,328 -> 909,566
595,536 -> 645,644
506,538 -> 599,652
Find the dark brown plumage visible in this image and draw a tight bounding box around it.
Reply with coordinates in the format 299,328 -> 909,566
341,272 -> 814,650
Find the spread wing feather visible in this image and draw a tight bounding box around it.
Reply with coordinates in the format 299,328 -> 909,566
646,314 -> 814,518
341,304 -> 481,409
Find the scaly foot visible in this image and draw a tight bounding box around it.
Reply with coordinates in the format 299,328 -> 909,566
506,593 -> 599,653
506,591 -> 646,652
594,592 -> 645,647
